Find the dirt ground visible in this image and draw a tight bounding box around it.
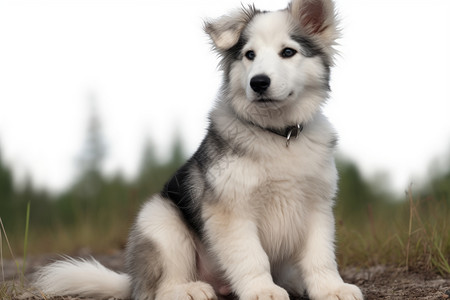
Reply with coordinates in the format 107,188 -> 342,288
2,252 -> 450,300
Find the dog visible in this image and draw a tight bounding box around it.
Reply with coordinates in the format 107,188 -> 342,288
34,0 -> 363,299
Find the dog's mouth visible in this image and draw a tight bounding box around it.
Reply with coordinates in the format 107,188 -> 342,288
254,92 -> 293,104
256,98 -> 276,103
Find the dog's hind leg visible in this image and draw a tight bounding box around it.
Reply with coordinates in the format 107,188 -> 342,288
126,195 -> 217,300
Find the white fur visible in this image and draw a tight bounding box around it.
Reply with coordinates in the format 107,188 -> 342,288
214,30 -> 240,50
204,8 -> 250,51
228,12 -> 329,130
156,282 -> 217,300
203,112 -> 344,299
33,257 -> 131,298
136,196 -> 217,300
242,12 -> 320,103
199,3 -> 363,299
137,197 -> 197,288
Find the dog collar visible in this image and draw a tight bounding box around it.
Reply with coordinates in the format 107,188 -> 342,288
266,123 -> 304,147
239,117 -> 303,147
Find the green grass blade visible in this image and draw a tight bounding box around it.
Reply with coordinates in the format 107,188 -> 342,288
1,221 -> 4,282
21,201 -> 31,277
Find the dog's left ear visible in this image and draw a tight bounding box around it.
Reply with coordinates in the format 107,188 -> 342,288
204,6 -> 257,51
288,0 -> 338,44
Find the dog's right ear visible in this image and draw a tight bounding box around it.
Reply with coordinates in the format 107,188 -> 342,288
204,6 -> 258,51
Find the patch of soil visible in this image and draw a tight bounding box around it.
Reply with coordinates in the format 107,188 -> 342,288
2,252 -> 449,299
340,266 -> 449,300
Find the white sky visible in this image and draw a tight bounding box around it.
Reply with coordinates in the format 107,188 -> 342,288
0,0 -> 449,194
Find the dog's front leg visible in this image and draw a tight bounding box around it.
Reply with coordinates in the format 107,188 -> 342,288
298,204 -> 363,300
203,207 -> 289,300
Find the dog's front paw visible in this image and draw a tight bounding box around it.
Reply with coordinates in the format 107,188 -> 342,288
157,281 -> 217,300
311,283 -> 363,300
241,284 -> 289,300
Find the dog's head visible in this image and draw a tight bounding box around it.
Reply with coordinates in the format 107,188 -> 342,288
205,0 -> 339,128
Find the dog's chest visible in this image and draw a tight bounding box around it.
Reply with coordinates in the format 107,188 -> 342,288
255,176 -> 310,259
209,137 -> 330,202
208,143 -> 331,257
208,146 -> 307,204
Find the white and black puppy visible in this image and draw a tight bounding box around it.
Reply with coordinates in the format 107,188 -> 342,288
34,0 -> 363,299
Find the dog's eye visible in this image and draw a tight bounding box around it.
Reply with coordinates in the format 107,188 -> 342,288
245,50 -> 256,61
281,48 -> 297,58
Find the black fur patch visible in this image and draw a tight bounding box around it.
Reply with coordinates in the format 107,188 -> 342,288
194,125 -> 227,171
322,64 -> 331,91
220,35 -> 248,83
161,125 -> 238,235
291,34 -> 331,91
161,161 -> 204,233
291,34 -> 324,58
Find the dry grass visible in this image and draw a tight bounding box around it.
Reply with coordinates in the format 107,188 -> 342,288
1,217 -> 26,299
336,187 -> 450,276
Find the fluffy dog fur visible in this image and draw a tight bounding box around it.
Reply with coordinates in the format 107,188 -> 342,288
34,0 -> 363,299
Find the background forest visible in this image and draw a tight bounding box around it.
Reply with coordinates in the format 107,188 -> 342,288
0,110 -> 449,276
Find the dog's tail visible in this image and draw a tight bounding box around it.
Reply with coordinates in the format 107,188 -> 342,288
33,257 -> 131,299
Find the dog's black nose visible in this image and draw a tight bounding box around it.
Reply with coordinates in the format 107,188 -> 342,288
250,74 -> 271,94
